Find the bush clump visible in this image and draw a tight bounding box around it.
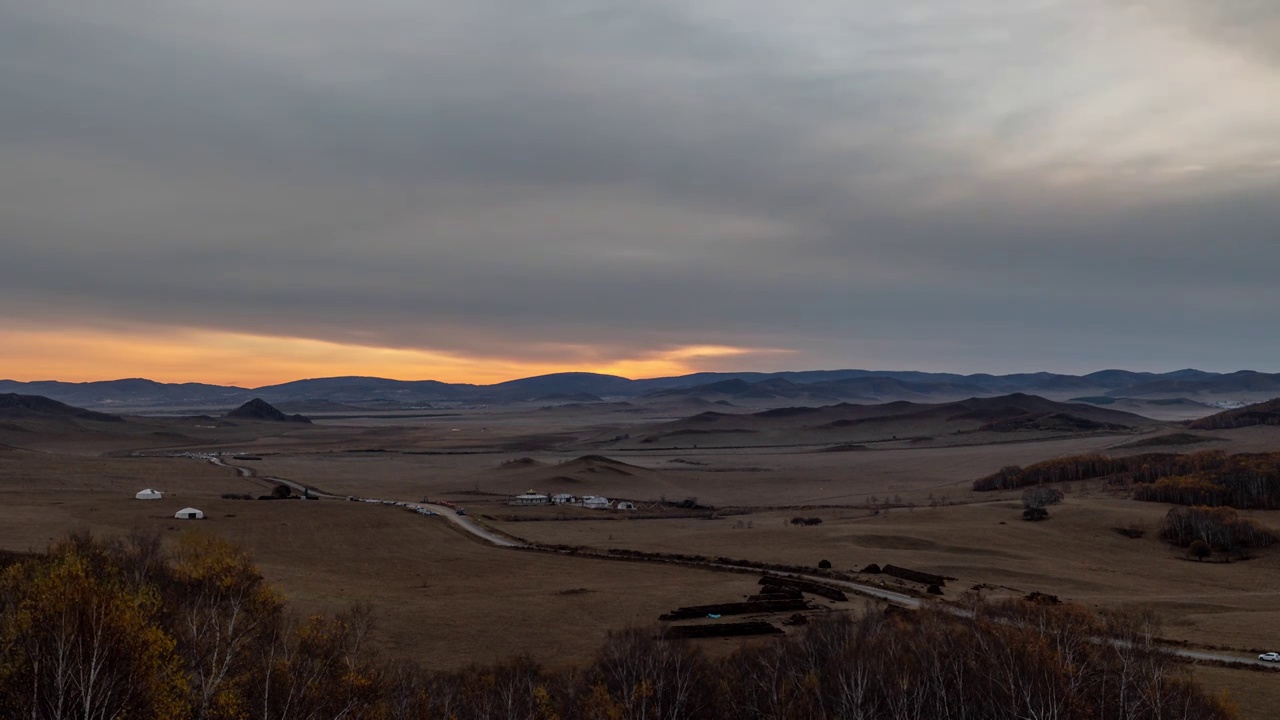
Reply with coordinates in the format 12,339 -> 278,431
790,517 -> 823,526
1023,507 -> 1049,522
1158,505 -> 1277,552
1113,523 -> 1146,539
1022,485 -> 1064,509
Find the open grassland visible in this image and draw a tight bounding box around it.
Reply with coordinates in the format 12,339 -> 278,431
4,409 -> 1280,714
0,452 -> 793,669
225,421 -> 1280,508
492,496 -> 1280,653
1193,665 -> 1280,719
238,433 -> 1160,508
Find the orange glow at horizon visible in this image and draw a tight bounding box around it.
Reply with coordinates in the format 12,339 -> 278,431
0,327 -> 783,387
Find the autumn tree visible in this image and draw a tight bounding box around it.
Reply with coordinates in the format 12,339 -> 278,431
0,537 -> 188,720
589,626 -> 710,720
1022,485 -> 1064,509
166,532 -> 283,720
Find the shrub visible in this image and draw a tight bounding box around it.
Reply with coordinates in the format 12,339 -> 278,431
790,517 -> 822,526
1022,486 -> 1064,509
272,484 -> 293,499
1113,523 -> 1146,539
817,559 -> 832,569
1189,540 -> 1211,561
1023,507 -> 1049,521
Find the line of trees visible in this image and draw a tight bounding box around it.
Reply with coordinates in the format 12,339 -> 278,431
974,454 -> 1138,491
975,450 -> 1280,509
0,533 -> 1238,719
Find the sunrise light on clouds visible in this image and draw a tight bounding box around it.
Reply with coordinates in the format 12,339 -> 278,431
0,326 -> 779,387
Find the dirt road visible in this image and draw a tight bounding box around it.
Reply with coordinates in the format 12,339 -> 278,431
416,502 -> 524,548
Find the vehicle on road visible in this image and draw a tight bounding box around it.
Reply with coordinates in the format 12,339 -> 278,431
1259,652 -> 1280,662
456,508 -> 466,515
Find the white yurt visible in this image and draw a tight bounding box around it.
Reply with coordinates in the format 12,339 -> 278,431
582,496 -> 611,510
174,507 -> 204,520
135,488 -> 163,500
512,491 -> 550,506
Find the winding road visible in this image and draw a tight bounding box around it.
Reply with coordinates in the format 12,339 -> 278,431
415,502 -> 524,548
201,455 -> 1279,670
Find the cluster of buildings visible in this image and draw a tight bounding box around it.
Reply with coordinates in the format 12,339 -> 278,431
510,490 -> 636,511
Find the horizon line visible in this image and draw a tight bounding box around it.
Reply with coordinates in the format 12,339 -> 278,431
0,366 -> 1263,390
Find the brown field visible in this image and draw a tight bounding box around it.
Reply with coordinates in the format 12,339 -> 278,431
3,403 -> 1280,714
490,498 -> 1280,649
1193,665 -> 1280,719
0,448 -> 852,669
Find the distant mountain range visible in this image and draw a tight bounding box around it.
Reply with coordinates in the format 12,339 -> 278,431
0,369 -> 1277,410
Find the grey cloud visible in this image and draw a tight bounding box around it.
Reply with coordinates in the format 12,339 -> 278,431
2,0 -> 1279,374
1163,0 -> 1280,64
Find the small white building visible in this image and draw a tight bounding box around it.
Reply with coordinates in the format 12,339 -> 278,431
551,493 -> 577,505
135,489 -> 163,500
174,507 -> 204,520
615,501 -> 637,511
512,491 -> 551,506
582,495 -> 611,510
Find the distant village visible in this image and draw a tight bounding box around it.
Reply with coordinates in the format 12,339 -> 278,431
168,451 -> 642,513
510,490 -> 637,511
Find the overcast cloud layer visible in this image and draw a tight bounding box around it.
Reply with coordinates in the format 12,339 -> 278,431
2,0 -> 1279,378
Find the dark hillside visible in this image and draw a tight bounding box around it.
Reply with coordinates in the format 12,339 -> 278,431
0,394 -> 123,423
621,393 -> 1154,448
1188,398 -> 1280,430
224,398 -> 312,424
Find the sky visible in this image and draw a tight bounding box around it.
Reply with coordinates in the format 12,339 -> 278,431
2,1 -> 1278,386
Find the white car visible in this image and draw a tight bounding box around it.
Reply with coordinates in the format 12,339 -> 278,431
1259,652 -> 1280,663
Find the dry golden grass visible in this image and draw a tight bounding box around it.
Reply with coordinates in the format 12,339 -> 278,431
1192,665 -> 1280,720
0,451 -> 801,669
4,407 -> 1280,715
239,433 -> 1158,508
492,497 -> 1280,652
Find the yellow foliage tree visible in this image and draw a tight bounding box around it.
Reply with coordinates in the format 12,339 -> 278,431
0,540 -> 189,720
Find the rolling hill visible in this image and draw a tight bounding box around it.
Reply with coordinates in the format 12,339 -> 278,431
486,454 -> 688,498
607,394 -> 1157,449
224,399 -> 312,424
0,379 -> 247,409
1188,398 -> 1280,430
0,394 -> 123,423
